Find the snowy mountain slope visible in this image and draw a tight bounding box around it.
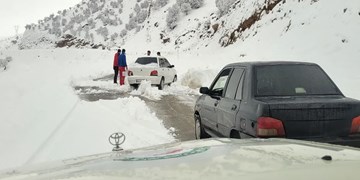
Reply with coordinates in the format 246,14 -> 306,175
0,0 -> 360,172
8,0 -> 360,59
11,0 -> 284,50
209,0 -> 360,98
4,0 -> 360,99
17,0 -> 162,49
138,0 -> 360,98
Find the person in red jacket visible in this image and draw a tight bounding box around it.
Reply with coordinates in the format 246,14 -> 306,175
113,49 -> 121,84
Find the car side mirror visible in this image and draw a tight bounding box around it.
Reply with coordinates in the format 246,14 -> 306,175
210,91 -> 222,100
168,65 -> 175,68
200,87 -> 209,94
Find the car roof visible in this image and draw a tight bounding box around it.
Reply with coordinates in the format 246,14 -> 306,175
2,138 -> 360,179
137,56 -> 163,58
226,61 -> 318,68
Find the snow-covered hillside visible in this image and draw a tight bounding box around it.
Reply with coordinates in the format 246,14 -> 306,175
16,0 -> 171,49
6,0 -> 358,54
0,0 -> 360,172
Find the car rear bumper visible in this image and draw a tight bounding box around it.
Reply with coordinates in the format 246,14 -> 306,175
128,76 -> 161,85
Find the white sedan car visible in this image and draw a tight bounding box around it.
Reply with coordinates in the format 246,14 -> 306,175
127,56 -> 177,90
2,138 -> 360,180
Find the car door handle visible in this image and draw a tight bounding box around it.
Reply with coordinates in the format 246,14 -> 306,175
214,101 -> 219,107
231,104 -> 237,111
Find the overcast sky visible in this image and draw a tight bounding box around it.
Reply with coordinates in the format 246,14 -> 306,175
0,0 -> 81,38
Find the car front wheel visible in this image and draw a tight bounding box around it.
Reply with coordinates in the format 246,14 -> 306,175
158,78 -> 164,90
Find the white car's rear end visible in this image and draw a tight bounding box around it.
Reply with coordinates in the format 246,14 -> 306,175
128,57 -> 177,90
128,61 -> 161,84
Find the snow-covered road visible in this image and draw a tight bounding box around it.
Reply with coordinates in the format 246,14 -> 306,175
74,74 -> 197,141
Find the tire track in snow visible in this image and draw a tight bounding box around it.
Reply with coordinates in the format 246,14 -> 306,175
138,95 -> 196,141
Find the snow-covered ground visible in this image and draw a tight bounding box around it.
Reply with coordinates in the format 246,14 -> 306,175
0,0 -> 360,172
1,44 -> 359,170
0,49 -> 179,170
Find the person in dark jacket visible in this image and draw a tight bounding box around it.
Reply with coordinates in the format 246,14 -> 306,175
118,49 -> 128,86
113,49 -> 121,84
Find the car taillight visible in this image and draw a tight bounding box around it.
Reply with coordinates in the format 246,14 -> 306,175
257,117 -> 285,137
150,70 -> 158,76
128,70 -> 133,76
350,116 -> 360,134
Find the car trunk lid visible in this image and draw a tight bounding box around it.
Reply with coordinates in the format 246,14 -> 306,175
129,57 -> 159,77
130,66 -> 157,76
257,96 -> 359,139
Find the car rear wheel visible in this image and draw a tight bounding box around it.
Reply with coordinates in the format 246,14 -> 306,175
230,130 -> 241,139
158,78 -> 164,90
195,114 -> 210,139
130,84 -> 139,89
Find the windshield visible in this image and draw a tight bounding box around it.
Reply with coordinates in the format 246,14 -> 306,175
255,64 -> 341,96
135,57 -> 158,65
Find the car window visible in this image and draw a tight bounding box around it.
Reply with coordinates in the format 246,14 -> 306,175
135,57 -> 158,65
159,58 -> 167,67
235,71 -> 245,100
255,64 -> 341,96
164,59 -> 171,67
211,68 -> 232,97
225,68 -> 245,99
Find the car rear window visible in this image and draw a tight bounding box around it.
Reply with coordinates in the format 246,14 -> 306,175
135,57 -> 158,65
255,64 -> 341,96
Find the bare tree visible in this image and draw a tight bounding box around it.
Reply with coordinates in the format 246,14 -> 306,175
180,3 -> 191,15
14,26 -> 19,36
166,4 -> 180,29
216,0 -> 237,16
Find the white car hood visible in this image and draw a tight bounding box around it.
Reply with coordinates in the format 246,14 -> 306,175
1,138 -> 360,180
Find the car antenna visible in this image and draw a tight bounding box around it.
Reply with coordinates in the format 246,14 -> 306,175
109,132 -> 126,151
